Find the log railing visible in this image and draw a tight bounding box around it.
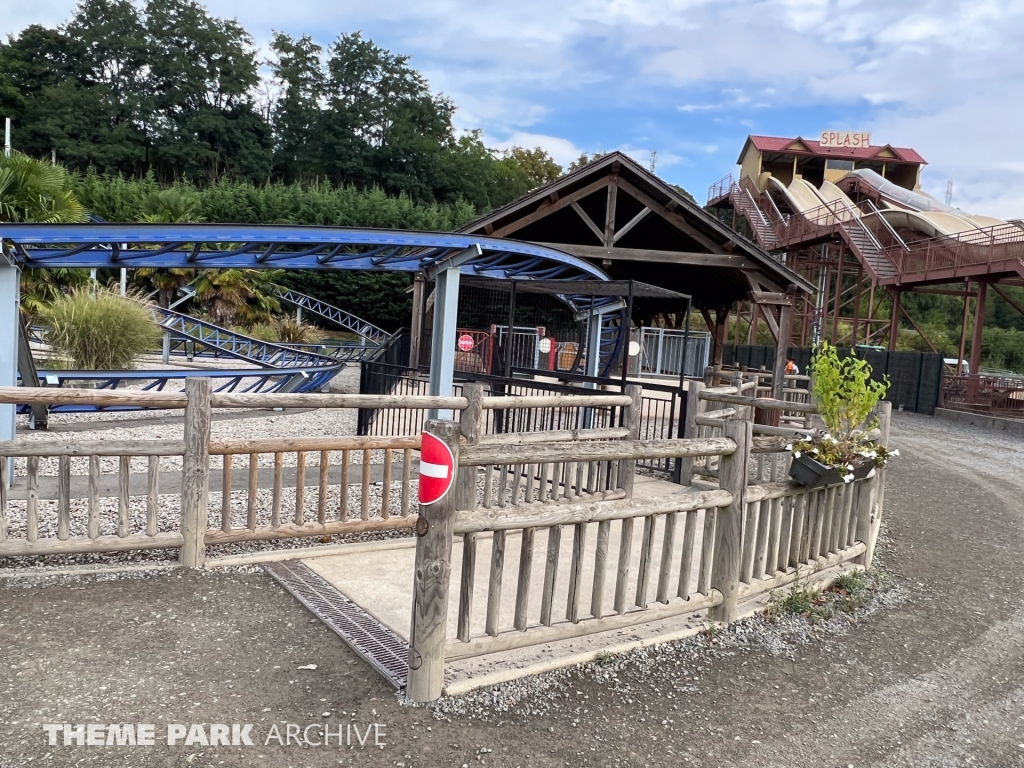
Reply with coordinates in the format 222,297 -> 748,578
0,438 -> 187,556
0,382 -> 641,564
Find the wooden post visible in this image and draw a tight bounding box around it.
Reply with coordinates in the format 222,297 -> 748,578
455,383 -> 485,644
770,294 -> 794,401
857,401 -> 891,570
709,417 -> 751,623
679,381 -> 705,485
407,419 -> 459,703
409,273 -> 425,369
712,307 -> 729,367
180,377 -> 212,568
619,384 -> 642,496
456,383 -> 485,507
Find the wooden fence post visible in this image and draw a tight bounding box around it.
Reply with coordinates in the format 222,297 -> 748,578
455,383 -> 484,644
709,416 -> 751,623
857,401 -> 892,570
180,377 -> 212,568
407,419 -> 459,703
679,381 -> 705,485
619,384 -> 642,497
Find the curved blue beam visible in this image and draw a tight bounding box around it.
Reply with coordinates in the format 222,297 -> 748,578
1,224 -> 609,286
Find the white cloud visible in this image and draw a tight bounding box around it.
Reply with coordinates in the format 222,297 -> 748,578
487,132 -> 585,166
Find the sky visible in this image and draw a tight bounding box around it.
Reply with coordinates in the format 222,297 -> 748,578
7,0 -> 1024,217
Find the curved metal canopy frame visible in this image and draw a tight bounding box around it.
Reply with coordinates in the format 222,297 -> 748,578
1,223 -> 609,298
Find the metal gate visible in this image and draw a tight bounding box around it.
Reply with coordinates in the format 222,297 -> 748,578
638,328 -> 710,379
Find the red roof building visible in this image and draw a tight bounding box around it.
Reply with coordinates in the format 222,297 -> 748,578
737,135 -> 926,192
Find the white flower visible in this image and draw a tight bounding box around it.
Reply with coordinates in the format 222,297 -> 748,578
843,473 -> 854,482
793,451 -> 802,458
785,444 -> 792,451
846,464 -> 855,471
891,449 -> 900,456
825,435 -> 838,443
858,450 -> 873,458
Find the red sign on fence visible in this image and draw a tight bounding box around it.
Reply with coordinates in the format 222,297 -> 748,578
457,334 -> 475,352
418,431 -> 455,505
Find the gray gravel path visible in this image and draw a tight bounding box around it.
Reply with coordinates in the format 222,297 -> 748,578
1,412 -> 1022,766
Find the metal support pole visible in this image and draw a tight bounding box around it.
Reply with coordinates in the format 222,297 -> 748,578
3,118 -> 10,157
504,280 -> 517,378
120,268 -> 127,296
968,282 -> 987,401
427,264 -> 460,420
585,309 -> 602,382
0,252 -> 18,481
889,289 -> 902,352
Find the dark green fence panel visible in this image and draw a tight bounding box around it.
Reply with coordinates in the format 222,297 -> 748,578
721,345 -> 944,415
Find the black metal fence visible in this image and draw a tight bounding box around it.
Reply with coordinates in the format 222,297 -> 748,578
357,359 -> 689,480
722,344 -> 944,415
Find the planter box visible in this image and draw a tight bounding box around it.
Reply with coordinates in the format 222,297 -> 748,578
788,453 -> 874,489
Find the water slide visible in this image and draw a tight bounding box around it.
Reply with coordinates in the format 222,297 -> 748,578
843,168 -> 1007,239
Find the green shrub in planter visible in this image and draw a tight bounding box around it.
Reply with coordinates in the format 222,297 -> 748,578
787,341 -> 896,488
40,289 -> 162,370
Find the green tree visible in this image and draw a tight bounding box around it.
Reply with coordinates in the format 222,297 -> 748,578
566,152 -> 606,173
144,0 -> 271,182
501,147 -> 562,187
268,32 -> 326,183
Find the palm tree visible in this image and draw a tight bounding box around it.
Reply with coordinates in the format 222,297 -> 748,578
0,151 -> 86,223
192,269 -> 283,327
20,268 -> 93,320
133,187 -> 202,306
0,152 -> 90,320
138,188 -> 201,223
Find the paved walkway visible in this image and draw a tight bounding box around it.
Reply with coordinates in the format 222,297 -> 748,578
1,413 -> 1022,767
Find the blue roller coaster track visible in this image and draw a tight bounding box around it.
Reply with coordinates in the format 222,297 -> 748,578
273,287 -> 391,345
6,223 -> 631,414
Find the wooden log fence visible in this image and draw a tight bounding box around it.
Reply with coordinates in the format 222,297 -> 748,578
0,378 -> 890,704
0,381 -> 652,561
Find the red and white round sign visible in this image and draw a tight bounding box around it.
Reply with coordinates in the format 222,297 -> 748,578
419,431 -> 455,505
537,337 -> 553,354
457,334 -> 475,352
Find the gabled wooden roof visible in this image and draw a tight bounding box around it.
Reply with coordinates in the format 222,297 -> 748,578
458,151 -> 813,309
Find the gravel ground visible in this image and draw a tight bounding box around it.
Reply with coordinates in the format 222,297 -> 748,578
1,412 -> 1023,766
3,367 -> 431,568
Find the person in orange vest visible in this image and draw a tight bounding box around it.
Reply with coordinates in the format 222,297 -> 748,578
785,357 -> 800,376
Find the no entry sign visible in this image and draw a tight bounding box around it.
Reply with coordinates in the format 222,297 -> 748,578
419,431 -> 455,505
457,334 -> 475,352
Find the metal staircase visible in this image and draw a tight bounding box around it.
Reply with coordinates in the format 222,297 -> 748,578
718,176 -> 899,283
839,215 -> 900,282
731,184 -> 778,250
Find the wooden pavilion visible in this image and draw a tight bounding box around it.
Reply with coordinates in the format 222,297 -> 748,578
455,151 -> 814,388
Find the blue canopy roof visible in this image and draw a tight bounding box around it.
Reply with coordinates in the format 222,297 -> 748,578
1,223 -> 609,285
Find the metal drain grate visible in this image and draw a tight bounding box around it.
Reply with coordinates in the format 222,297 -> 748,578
263,560 -> 409,689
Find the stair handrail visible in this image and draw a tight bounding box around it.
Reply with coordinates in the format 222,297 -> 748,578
707,173 -> 734,205
845,203 -> 887,255
763,191 -> 789,230
862,200 -> 909,252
